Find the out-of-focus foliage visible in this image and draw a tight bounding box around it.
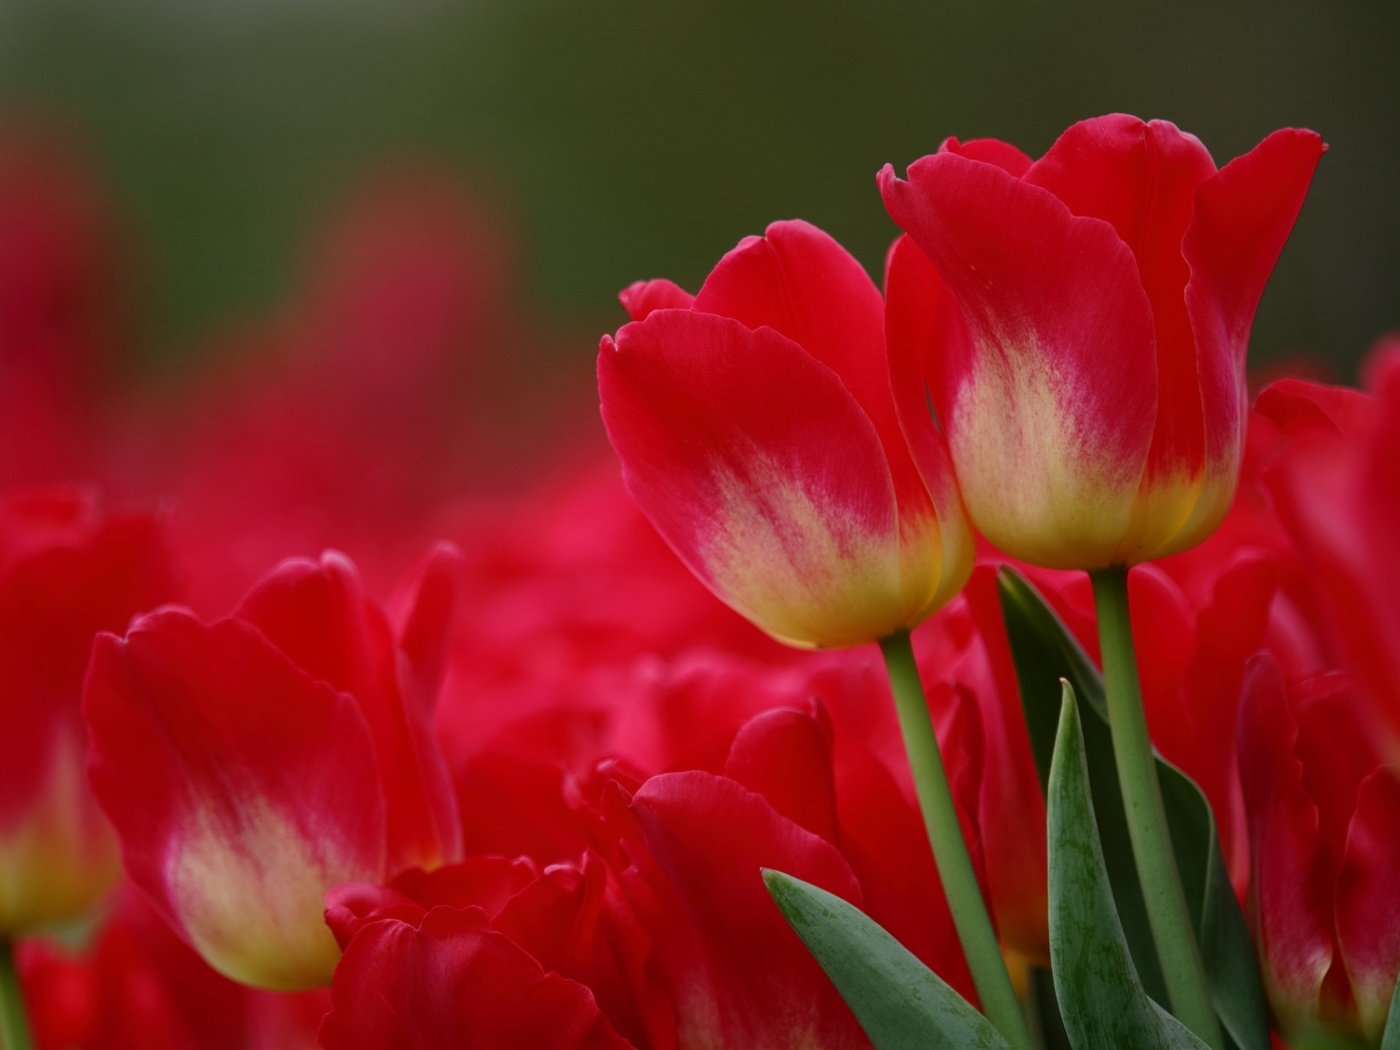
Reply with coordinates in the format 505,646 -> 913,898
0,0 -> 1395,376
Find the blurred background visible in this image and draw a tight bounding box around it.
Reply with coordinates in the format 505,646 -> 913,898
1,0 -> 1395,378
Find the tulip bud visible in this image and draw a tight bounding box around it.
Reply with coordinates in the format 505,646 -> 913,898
880,115 -> 1324,569
598,220 -> 973,648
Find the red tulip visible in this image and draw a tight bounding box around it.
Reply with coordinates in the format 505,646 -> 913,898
84,547 -> 463,990
110,168 -> 534,615
1238,656 -> 1400,1044
322,903 -> 635,1050
0,487 -> 175,933
0,134 -> 117,489
322,853 -> 657,1049
411,654 -> 985,1047
18,886 -> 327,1050
614,770 -> 874,1048
598,219 -> 972,648
1259,341 -> 1400,739
880,114 -> 1323,569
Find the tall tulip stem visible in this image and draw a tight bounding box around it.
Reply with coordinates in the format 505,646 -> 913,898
1091,567 -> 1222,1049
0,938 -> 32,1050
880,630 -> 1032,1050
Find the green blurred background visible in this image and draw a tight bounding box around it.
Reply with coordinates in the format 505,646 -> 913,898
2,0 -> 1395,378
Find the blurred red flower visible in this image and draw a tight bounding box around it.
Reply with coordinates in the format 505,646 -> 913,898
0,487 -> 175,934
84,547 -> 463,989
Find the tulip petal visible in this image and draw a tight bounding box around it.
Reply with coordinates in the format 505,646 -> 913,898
959,569 -> 1050,963
1185,128 -> 1325,372
880,153 -> 1158,567
693,219 -> 963,622
1337,768 -> 1400,1043
1254,377 -> 1374,443
723,707 -> 841,844
320,907 -> 634,1049
882,233 -> 976,608
325,855 -> 540,950
599,309 -> 905,647
618,278 -> 693,321
627,771 -> 867,1049
1179,127 -> 1325,544
1262,357 -> 1400,735
883,234 -> 961,488
829,694 -> 980,997
396,541 -> 463,716
1236,655 -> 1335,1033
494,855 -> 671,1049
0,506 -> 173,931
84,612 -> 388,989
690,220 -> 891,458
939,136 -> 1033,176
235,552 -> 462,873
1026,116 -> 1219,552
1179,555 -> 1279,881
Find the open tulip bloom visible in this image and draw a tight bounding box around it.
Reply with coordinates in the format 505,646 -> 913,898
878,114 -> 1323,572
876,115 -> 1323,1048
83,548 -> 463,992
599,113 -> 1338,1050
600,219 -> 1037,1044
7,112 -> 1396,1050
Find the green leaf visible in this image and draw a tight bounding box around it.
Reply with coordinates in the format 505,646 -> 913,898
763,869 -> 1011,1050
997,568 -> 1105,786
1048,683 -> 1210,1049
998,567 -> 1270,1050
1381,974 -> 1400,1050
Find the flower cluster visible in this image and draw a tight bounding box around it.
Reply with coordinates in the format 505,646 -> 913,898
0,115 -> 1394,1049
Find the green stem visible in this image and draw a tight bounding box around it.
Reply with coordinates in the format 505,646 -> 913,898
1090,567 -> 1223,1050
0,938 -> 32,1050
880,630 -> 1032,1050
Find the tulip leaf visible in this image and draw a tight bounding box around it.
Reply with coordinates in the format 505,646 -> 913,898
998,567 -> 1270,1050
1049,683 -> 1210,1049
763,869 -> 1010,1049
1382,975 -> 1400,1050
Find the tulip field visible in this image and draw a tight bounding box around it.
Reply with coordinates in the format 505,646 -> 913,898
0,85 -> 1396,1050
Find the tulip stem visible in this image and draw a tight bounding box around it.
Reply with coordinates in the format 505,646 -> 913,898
1090,567 -> 1223,1049
0,938 -> 32,1050
880,630 -> 1032,1050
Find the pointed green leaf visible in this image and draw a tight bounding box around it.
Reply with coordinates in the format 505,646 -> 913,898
997,567 -> 1108,774
998,568 -> 1270,1050
763,869 -> 1011,1050
1381,974 -> 1400,1050
998,568 -> 1164,998
1048,683 -> 1209,1049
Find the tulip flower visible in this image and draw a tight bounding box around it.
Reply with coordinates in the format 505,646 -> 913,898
1260,341 -> 1400,740
17,886 -> 328,1050
880,115 -> 1325,1045
84,547 -> 463,991
0,488 -> 175,934
879,114 -> 1324,570
1238,656 -> 1400,1045
322,856 -> 639,1050
599,221 -> 1031,1045
598,219 -> 972,650
0,135 -> 116,489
